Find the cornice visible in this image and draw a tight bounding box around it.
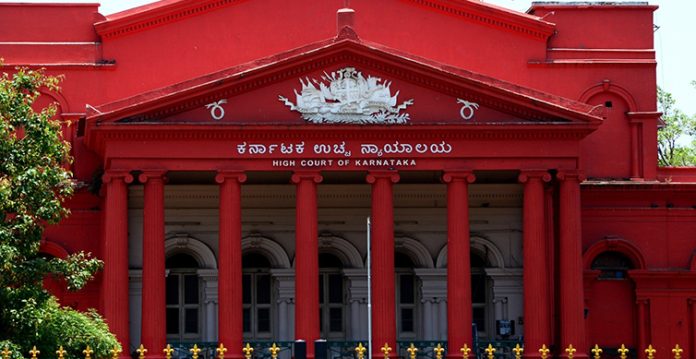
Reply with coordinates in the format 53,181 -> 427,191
95,0 -> 243,39
403,0 -> 555,40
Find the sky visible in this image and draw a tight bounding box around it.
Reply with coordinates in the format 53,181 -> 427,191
3,0 -> 695,115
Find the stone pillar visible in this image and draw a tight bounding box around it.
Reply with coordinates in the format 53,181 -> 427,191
558,171 -> 587,358
519,171 -> 551,357
199,269 -> 219,342
415,268 -> 446,340
139,170 -> 167,358
292,171 -> 322,358
215,171 -> 246,356
344,268 -> 368,340
271,269 -> 296,341
443,170 -> 475,355
102,171 -> 133,357
128,270 -> 143,350
366,171 -> 399,357
637,299 -> 649,354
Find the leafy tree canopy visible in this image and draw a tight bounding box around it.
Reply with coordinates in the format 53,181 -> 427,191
0,65 -> 120,358
657,86 -> 696,167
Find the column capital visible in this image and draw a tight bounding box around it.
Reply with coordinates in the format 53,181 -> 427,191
442,170 -> 475,183
556,170 -> 586,182
215,170 -> 247,184
366,170 -> 399,184
138,169 -> 168,183
518,170 -> 551,183
102,170 -> 134,184
291,170 -> 323,184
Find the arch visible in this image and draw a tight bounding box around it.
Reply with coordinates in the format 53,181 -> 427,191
436,236 -> 505,269
38,89 -> 70,115
39,239 -> 70,259
318,234 -> 364,268
583,236 -> 646,270
242,235 -> 291,269
394,236 -> 434,268
164,234 -> 217,269
579,81 -> 638,112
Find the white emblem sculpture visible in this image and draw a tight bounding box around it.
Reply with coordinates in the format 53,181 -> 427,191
279,67 -> 414,124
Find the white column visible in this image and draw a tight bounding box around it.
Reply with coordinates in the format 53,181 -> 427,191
486,269 -> 522,335
271,269 -> 295,341
415,269 -> 446,341
344,268 -> 368,340
129,270 -> 143,350
199,269 -> 219,342
438,299 -> 447,341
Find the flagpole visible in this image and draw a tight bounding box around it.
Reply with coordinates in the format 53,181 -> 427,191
367,216 -> 372,359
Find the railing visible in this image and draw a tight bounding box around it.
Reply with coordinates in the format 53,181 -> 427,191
6,341 -> 676,359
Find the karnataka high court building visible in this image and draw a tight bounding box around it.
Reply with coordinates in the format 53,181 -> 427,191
3,0 -> 696,358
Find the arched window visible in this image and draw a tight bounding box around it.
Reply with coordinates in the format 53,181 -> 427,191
319,252 -> 345,339
395,252 -> 418,339
591,251 -> 634,279
243,252 -> 273,339
470,252 -> 488,334
166,253 -> 202,342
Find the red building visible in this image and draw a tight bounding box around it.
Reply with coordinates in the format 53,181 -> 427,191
2,0 -> 695,358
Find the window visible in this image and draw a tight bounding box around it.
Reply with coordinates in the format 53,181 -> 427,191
166,253 -> 201,341
243,252 -> 273,339
395,252 -> 418,338
319,253 -> 345,339
470,252 -> 487,334
591,251 -> 633,280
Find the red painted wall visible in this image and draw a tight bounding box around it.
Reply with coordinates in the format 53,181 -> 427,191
2,0 -> 695,352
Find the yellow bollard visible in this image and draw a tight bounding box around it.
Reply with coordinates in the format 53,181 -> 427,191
591,345 -> 602,359
512,344 -> 523,359
459,344 -> 471,359
269,343 -> 280,359
190,344 -> 201,359
381,344 -> 392,359
243,343 -> 254,359
136,345 -> 147,359
645,345 -> 656,359
617,344 -> 629,359
672,344 -> 683,359
406,344 -> 418,359
29,346 -> 40,359
217,344 -> 227,359
433,344 -> 444,359
538,344 -> 550,359
163,345 -> 173,359
484,344 -> 495,359
354,343 -> 366,359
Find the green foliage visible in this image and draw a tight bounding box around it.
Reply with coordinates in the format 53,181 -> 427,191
0,65 -> 120,358
657,86 -> 696,166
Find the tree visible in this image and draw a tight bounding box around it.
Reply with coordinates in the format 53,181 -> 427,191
0,66 -> 120,358
657,86 -> 696,166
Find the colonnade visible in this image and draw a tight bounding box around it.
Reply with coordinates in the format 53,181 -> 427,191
101,169 -> 588,359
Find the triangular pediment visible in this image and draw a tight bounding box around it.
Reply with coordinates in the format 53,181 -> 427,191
86,38 -> 603,128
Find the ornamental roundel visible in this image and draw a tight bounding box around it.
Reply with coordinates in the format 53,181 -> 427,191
278,67 -> 414,124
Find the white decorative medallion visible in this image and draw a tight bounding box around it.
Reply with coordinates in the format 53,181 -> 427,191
205,99 -> 227,120
279,67 -> 414,124
456,98 -> 479,120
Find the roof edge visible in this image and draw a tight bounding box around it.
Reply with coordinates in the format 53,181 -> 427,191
95,0 -> 556,41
